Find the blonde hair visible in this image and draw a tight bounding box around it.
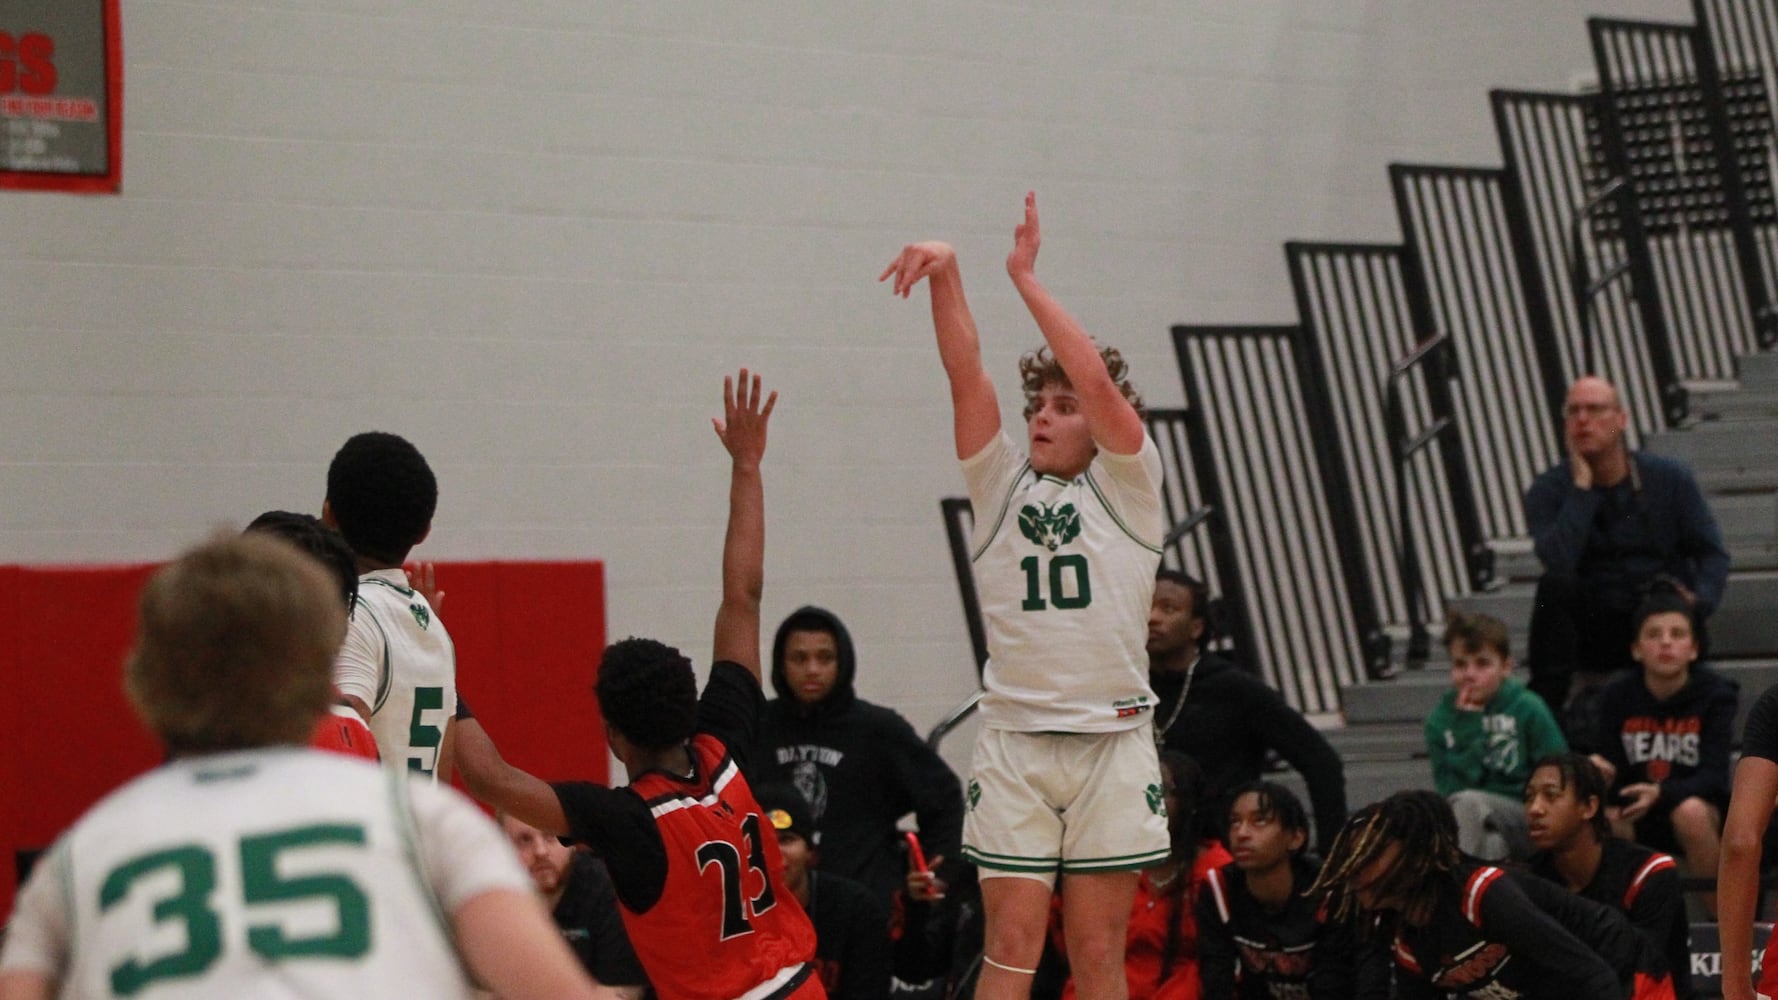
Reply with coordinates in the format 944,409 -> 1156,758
125,532 -> 344,754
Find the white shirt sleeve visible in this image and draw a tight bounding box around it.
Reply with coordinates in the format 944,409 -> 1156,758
1091,434 -> 1165,546
0,840 -> 71,979
405,781 -> 534,914
960,429 -> 1029,551
332,603 -> 386,710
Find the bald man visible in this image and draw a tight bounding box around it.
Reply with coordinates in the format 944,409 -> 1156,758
1523,376 -> 1729,734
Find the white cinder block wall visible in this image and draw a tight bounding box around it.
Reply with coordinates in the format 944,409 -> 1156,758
1,0 -> 1688,774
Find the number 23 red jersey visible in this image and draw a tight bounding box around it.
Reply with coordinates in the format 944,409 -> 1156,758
625,734 -> 819,1000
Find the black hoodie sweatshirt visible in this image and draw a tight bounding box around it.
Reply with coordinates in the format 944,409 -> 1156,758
1152,652 -> 1348,855
747,606 -> 965,909
1595,663 -> 1738,814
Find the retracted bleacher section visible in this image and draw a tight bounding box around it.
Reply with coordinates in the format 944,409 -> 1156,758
925,2 -> 1778,810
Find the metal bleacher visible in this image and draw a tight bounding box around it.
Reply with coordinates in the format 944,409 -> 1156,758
1159,3 -> 1778,817
928,4 -> 1778,829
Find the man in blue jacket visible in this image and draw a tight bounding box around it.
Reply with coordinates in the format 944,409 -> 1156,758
1523,376 -> 1729,727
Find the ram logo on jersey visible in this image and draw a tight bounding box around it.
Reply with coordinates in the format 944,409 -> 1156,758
1019,501 -> 1081,551
409,603 -> 431,629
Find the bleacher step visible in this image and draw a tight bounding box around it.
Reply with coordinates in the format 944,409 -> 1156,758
1690,385 -> 1778,422
1340,658 -> 1778,730
1446,572 -> 1778,658
1485,493 -> 1778,581
1738,351 -> 1778,390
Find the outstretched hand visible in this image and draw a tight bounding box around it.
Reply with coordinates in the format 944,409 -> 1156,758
878,241 -> 957,298
1005,190 -> 1040,279
713,368 -> 777,465
405,561 -> 444,613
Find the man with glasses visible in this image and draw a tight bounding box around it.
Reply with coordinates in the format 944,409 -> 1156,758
1523,376 -> 1729,741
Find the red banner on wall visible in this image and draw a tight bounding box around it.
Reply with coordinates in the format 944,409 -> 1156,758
0,0 -> 121,193
0,559 -> 609,920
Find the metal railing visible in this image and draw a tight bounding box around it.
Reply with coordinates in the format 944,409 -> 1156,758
1493,88 -> 1676,433
1590,17 -> 1769,379
1382,333 -> 1459,668
1172,325 -> 1380,701
1389,163 -> 1567,544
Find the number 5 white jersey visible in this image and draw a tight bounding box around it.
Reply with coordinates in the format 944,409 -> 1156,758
0,748 -> 531,999
962,429 -> 1165,733
332,569 -> 456,778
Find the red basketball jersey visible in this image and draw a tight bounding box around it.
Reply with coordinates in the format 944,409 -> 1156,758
624,734 -> 819,1000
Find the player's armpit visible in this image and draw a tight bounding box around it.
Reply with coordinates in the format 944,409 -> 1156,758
451,888 -> 613,1000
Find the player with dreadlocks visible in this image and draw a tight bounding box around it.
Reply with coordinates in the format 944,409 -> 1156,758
1309,790 -> 1672,1000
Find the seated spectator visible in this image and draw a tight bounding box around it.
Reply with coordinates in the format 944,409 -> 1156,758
755,783 -> 893,1000
1523,376 -> 1728,730
498,811 -> 649,999
749,606 -> 964,911
1052,750 -> 1233,1000
1425,611 -> 1567,861
1198,781 -> 1386,1000
1149,571 -> 1347,853
1524,753 -> 1691,1000
1308,791 -> 1674,1000
1593,589 -> 1737,916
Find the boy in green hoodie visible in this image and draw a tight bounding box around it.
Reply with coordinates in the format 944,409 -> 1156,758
1425,611 -> 1568,860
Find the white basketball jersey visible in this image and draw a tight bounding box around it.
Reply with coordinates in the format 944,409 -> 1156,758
0,749 -> 529,999
333,569 -> 456,778
963,429 -> 1165,732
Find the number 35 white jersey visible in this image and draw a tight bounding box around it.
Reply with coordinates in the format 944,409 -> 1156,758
332,569 -> 456,778
0,748 -> 530,999
962,429 -> 1165,733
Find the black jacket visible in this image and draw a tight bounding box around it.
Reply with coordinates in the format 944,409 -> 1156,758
749,606 -> 965,908
1153,652 -> 1347,854
1596,664 -> 1739,813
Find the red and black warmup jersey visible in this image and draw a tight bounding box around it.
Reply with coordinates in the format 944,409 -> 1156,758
1197,857 -> 1383,1000
552,662 -> 822,1000
1529,840 -> 1689,1000
1390,864 -> 1669,1000
624,733 -> 817,1000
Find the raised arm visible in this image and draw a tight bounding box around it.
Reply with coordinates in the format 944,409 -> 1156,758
711,369 -> 775,683
881,241 -> 1001,459
1004,191 -> 1145,456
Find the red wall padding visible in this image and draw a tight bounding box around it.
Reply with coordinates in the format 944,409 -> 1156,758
0,560 -> 607,921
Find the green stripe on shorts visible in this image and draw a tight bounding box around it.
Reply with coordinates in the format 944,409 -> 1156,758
1059,847 -> 1174,873
963,845 -> 1061,873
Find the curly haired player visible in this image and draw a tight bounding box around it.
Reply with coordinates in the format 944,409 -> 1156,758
882,193 -> 1168,1000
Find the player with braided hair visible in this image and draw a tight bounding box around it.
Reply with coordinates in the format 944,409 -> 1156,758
1310,791 -> 1671,1000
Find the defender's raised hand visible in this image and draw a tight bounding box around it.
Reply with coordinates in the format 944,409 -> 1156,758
713,368 -> 776,466
1005,190 -> 1041,279
878,241 -> 958,298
